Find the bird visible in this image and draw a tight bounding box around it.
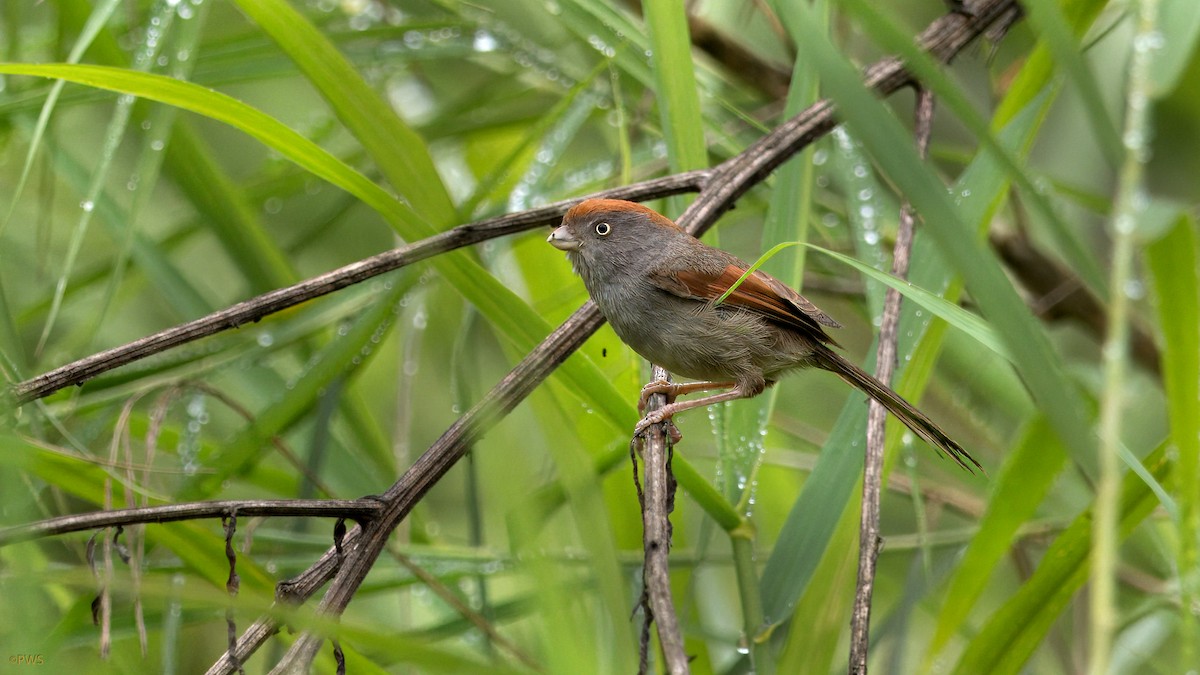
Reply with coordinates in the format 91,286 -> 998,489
547,198 -> 980,472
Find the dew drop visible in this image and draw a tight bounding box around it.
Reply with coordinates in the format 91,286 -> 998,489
473,30 -> 498,53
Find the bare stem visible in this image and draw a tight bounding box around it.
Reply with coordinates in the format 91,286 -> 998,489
637,367 -> 689,674
849,87 -> 934,674
1090,1 -> 1159,672
0,499 -> 383,546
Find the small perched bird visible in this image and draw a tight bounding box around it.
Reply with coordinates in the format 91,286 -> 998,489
548,198 -> 980,472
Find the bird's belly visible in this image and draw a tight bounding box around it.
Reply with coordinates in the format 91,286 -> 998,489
600,291 -> 776,382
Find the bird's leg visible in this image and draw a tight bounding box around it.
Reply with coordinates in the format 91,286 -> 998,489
638,379 -> 736,414
634,384 -> 751,438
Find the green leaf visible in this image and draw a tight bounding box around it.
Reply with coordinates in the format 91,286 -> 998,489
843,0 -> 1110,297
789,0 -> 1097,473
1145,213 -> 1200,665
643,0 -> 708,176
952,443 -> 1171,674
231,0 -> 456,224
805,244 -> 1011,361
0,62 -> 634,437
1149,0 -> 1200,97
923,416 -> 1068,666
759,13 -> 1060,629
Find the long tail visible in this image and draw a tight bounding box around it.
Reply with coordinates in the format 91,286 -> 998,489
814,347 -> 982,473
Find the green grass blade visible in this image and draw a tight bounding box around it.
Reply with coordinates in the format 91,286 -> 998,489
843,0 -> 1111,297
805,244 -> 1011,361
1148,0 -> 1200,96
643,0 -> 707,177
951,443 -> 1171,674
231,0 -> 456,224
34,1 -> 179,355
787,1 -> 1096,471
1021,0 -> 1123,164
0,0 -> 120,239
1145,213 -> 1200,666
759,17 -> 1059,629
0,63 -> 427,232
922,416 -> 1068,667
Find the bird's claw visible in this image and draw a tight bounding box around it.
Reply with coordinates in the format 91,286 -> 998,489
638,378 -> 676,414
634,411 -> 682,444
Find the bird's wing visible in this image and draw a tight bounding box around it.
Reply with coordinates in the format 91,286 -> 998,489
649,263 -> 842,343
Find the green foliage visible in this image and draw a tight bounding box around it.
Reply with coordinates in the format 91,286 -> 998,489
1,1 -> 1197,673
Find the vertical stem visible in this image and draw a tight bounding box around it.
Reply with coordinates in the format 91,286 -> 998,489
849,87 -> 934,674
731,531 -> 773,675
1090,1 -> 1158,672
639,365 -> 690,675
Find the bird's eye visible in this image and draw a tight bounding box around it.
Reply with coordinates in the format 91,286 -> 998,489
595,222 -> 611,236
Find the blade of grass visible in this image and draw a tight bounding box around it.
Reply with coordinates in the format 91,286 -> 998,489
34,0 -> 178,356
921,415 -> 1068,667
643,0 -> 707,182
1020,0 -> 1123,164
0,0 -> 120,239
1145,213 -> 1200,668
788,0 -> 1096,471
231,0 -> 456,225
806,245 -> 1011,361
951,442 -> 1170,674
759,39 -> 1057,631
53,0 -> 297,294
843,0 -> 1111,296
0,63 -> 635,436
89,0 -> 209,348
45,138 -> 211,319
1092,2 -> 1161,666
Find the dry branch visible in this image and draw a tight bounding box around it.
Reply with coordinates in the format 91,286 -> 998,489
849,87 -> 936,675
0,499 -> 383,546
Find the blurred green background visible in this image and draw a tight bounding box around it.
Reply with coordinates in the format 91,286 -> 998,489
1,0 -> 1198,673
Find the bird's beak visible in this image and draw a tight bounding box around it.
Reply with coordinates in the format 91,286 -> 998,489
547,225 -> 581,251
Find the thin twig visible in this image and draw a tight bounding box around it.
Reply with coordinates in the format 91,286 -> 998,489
4,173 -> 707,406
0,499 -> 382,546
637,366 -> 688,674
849,87 -> 934,675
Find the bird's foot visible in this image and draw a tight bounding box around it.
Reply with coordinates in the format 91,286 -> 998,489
634,409 -> 683,444
638,378 -> 677,414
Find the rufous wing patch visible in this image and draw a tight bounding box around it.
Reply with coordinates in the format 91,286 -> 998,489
652,264 -> 841,345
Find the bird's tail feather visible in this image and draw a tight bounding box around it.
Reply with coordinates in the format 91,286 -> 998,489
814,348 -> 982,473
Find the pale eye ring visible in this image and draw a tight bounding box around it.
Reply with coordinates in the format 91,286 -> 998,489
595,222 -> 612,236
